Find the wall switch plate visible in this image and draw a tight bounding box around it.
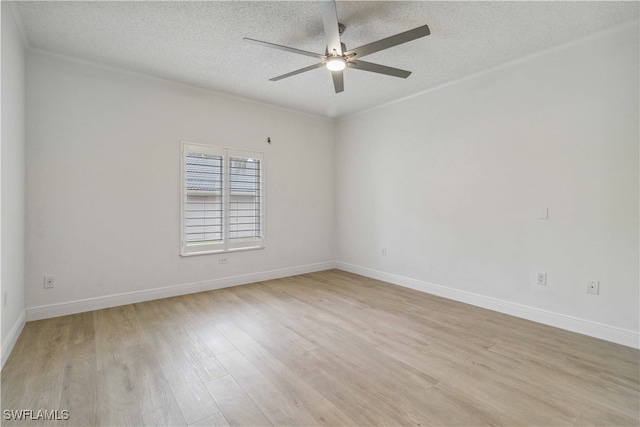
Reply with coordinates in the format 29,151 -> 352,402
538,207 -> 549,220
44,275 -> 55,289
381,248 -> 387,256
537,272 -> 547,286
219,257 -> 228,264
587,280 -> 599,295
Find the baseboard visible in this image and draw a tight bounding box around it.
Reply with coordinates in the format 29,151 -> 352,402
23,260 -> 639,348
1,310 -> 26,369
336,262 -> 640,349
26,261 -> 337,322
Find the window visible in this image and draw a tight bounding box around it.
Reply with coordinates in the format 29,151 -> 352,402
181,142 -> 264,256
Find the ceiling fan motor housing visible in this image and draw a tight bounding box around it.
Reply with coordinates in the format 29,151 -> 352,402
325,42 -> 347,57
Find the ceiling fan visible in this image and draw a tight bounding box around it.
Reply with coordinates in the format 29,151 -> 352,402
243,0 -> 430,93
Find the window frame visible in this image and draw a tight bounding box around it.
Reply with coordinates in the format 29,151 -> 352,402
180,142 -> 265,256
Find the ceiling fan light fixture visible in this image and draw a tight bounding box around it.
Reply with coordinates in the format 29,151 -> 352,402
326,56 -> 346,71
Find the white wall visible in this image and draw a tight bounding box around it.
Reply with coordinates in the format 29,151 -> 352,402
336,23 -> 639,346
25,52 -> 335,314
17,18 -> 640,349
1,2 -> 27,366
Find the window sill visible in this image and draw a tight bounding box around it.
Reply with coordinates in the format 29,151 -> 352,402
180,245 -> 265,257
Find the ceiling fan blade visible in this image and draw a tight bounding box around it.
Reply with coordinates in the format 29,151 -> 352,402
244,38 -> 324,59
331,70 -> 344,93
320,0 -> 343,55
348,60 -> 411,78
269,62 -> 325,81
345,25 -> 430,59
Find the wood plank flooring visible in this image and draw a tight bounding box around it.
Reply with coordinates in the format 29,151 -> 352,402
2,270 -> 638,426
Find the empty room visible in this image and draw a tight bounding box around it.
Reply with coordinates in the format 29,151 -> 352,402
1,1 -> 638,426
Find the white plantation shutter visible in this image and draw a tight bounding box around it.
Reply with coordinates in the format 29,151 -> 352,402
185,194 -> 222,243
227,152 -> 263,250
184,153 -> 223,244
181,143 -> 264,256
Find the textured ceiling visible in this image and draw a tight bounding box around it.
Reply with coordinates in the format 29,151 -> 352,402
13,1 -> 640,118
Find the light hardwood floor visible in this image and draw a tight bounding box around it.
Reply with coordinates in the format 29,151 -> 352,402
2,270 -> 638,426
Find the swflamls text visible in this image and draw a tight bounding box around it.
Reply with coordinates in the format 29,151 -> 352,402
3,409 -> 70,421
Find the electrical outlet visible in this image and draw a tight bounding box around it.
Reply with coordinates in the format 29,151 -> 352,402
381,248 -> 387,256
537,272 -> 547,286
587,280 -> 599,295
219,257 -> 228,264
44,275 -> 55,289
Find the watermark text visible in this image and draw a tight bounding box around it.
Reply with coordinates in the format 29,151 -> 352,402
3,409 -> 69,421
